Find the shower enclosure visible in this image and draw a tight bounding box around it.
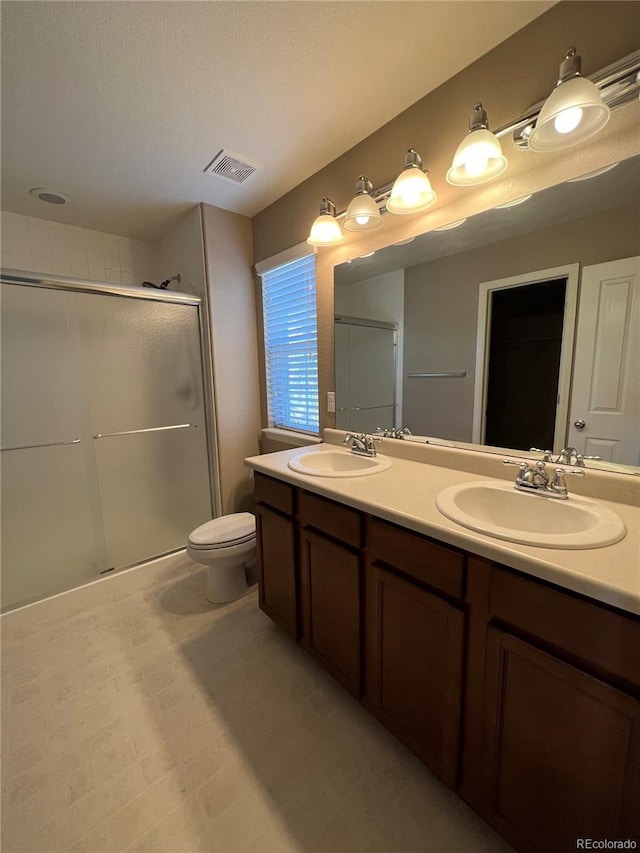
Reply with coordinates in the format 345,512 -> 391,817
334,317 -> 397,432
0,271 -> 218,611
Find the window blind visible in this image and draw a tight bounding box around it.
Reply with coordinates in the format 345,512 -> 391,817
262,253 -> 319,434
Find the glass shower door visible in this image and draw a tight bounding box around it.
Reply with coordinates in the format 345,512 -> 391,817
0,284 -> 107,610
75,292 -> 213,569
334,321 -> 396,432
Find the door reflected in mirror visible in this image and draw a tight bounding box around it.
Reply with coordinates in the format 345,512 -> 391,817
334,156 -> 640,473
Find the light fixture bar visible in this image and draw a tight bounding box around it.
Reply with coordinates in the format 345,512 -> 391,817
332,182 -> 394,220
493,49 -> 640,149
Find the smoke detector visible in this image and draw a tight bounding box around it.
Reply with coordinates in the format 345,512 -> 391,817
204,150 -> 262,185
29,187 -> 70,205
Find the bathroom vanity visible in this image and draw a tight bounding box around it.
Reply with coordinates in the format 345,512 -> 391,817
245,436 -> 640,853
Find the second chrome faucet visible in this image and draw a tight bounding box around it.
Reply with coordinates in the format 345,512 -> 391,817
504,459 -> 585,499
342,432 -> 381,457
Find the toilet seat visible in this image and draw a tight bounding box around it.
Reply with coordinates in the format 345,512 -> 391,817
188,512 -> 256,550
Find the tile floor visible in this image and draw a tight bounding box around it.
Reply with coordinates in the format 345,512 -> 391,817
1,553 -> 513,853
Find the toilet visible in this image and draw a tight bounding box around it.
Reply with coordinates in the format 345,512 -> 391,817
187,512 -> 257,604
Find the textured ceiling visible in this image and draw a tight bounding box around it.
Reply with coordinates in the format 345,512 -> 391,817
1,1 -> 554,241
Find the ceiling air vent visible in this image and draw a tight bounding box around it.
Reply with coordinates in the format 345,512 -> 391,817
204,150 -> 262,185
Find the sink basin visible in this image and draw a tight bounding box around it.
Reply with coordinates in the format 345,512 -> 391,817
288,448 -> 391,478
436,481 -> 626,549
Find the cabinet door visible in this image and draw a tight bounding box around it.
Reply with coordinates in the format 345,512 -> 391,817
300,529 -> 361,696
367,562 -> 465,787
481,627 -> 640,853
255,504 -> 298,639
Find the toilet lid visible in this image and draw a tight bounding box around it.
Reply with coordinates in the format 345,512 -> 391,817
188,512 -> 256,549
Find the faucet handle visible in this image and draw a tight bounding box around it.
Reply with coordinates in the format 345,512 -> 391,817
530,447 -> 553,462
551,466 -> 585,496
574,453 -> 603,468
503,459 -> 528,468
503,459 -> 529,483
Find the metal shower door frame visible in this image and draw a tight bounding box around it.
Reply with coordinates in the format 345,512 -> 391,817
0,268 -> 222,522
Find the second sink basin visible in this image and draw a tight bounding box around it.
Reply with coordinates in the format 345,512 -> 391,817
288,448 -> 391,478
436,481 -> 626,549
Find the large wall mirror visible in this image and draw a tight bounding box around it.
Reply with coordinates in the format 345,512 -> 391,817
334,155 -> 640,474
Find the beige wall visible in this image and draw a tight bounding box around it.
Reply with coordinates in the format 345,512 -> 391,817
201,203 -> 261,514
403,202 -> 640,441
251,1 -> 640,431
152,206 -> 206,298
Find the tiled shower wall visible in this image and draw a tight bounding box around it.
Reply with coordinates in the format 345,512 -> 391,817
0,211 -> 153,284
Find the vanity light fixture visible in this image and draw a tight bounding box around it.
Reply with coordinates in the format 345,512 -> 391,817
307,198 -> 344,247
433,218 -> 467,231
343,177 -> 384,232
446,104 -> 508,186
528,47 -> 610,152
307,50 -> 638,245
387,149 -> 437,215
494,194 -> 532,210
568,162 -> 619,182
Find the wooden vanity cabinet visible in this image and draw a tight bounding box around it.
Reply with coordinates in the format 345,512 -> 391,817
253,473 -> 299,639
253,473 -> 640,853
464,562 -> 640,853
365,517 -> 466,787
480,626 -> 640,853
298,491 -> 363,696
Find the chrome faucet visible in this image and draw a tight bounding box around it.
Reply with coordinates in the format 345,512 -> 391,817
530,446 -> 602,468
504,459 -> 584,499
375,426 -> 412,440
342,432 -> 381,457
556,446 -> 580,466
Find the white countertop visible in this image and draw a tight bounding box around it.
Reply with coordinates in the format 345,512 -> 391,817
245,441 -> 640,617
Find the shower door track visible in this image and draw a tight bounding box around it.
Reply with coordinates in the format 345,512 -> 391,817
0,269 -> 201,305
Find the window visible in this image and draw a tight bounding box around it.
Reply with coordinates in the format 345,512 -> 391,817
261,253 -> 319,434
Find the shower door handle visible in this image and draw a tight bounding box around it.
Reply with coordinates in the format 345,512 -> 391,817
0,438 -> 81,451
93,423 -> 197,439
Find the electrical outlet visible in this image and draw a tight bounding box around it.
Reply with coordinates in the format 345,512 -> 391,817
327,391 -> 336,413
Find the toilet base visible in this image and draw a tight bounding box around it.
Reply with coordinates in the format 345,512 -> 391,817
205,558 -> 255,604
186,527 -> 256,605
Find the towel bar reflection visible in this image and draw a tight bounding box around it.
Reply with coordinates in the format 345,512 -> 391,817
408,372 -> 467,379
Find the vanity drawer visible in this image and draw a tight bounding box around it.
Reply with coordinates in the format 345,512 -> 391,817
254,472 -> 295,516
368,518 -> 465,599
299,491 -> 362,548
489,566 -> 640,688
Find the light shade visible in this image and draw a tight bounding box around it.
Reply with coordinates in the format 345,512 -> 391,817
307,198 -> 344,247
446,104 -> 507,186
343,177 -> 384,231
529,48 -> 610,152
434,218 -> 466,231
494,194 -> 532,210
387,149 -> 436,215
